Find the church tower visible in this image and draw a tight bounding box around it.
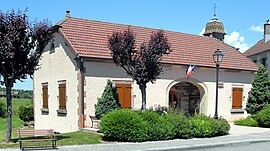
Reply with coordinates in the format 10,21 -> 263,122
203,5 -> 226,41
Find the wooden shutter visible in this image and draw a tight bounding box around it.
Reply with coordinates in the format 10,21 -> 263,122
232,88 -> 243,109
59,83 -> 66,110
42,84 -> 48,109
115,83 -> 132,108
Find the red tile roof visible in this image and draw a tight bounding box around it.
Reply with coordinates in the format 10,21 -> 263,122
57,17 -> 257,71
244,39 -> 270,57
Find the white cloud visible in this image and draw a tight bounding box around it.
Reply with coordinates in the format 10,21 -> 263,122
198,29 -> 250,53
249,25 -> 263,33
224,31 -> 249,53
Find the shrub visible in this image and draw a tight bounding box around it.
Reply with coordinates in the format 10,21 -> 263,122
95,80 -> 121,119
234,117 -> 259,127
164,113 -> 193,138
253,107 -> 270,127
19,104 -> 34,122
100,109 -> 148,142
140,110 -> 175,140
189,115 -> 230,138
246,64 -> 270,115
0,102 -> 6,118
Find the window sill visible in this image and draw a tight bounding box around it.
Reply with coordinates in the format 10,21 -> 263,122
231,109 -> 244,114
57,109 -> 67,116
41,108 -> 49,115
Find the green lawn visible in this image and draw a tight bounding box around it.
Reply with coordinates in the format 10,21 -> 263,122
0,98 -> 102,148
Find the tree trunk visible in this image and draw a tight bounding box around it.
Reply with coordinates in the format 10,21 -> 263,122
139,83 -> 147,111
5,84 -> 12,143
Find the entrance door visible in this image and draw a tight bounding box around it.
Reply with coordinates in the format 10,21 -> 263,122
232,88 -> 243,109
115,83 -> 132,108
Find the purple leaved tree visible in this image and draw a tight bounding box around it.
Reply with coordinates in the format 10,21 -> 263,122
108,28 -> 172,110
0,9 -> 52,143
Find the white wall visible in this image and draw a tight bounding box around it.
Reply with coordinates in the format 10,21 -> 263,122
34,33 -> 79,133
83,61 -> 254,127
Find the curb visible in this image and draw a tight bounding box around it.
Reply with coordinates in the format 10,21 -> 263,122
143,139 -> 270,151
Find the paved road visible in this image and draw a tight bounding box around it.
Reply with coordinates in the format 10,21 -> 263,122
189,142 -> 270,151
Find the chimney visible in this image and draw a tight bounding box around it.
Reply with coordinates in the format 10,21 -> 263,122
66,9 -> 71,18
264,19 -> 270,43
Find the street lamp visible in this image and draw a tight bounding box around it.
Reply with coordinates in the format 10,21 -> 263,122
213,49 -> 223,119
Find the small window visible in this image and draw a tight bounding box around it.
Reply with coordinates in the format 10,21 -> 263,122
58,81 -> 66,110
50,43 -> 55,53
261,58 -> 268,67
42,83 -> 48,109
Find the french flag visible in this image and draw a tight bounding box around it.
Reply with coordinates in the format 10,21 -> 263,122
186,64 -> 196,77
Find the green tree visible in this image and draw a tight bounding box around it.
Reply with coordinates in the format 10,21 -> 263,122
108,28 -> 171,110
0,9 -> 51,142
246,64 -> 270,114
95,80 -> 121,119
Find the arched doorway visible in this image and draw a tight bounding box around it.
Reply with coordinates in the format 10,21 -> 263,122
169,81 -> 200,115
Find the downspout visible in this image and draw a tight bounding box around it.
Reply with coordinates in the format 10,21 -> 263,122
75,54 -> 85,129
80,57 -> 85,129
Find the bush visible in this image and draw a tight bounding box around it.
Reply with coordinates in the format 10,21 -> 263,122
253,107 -> 270,127
100,110 -> 230,142
0,102 -> 6,118
95,80 -> 121,119
190,115 -> 230,138
140,110 -> 174,140
19,104 -> 34,122
234,117 -> 259,127
164,113 -> 193,138
100,109 -> 148,142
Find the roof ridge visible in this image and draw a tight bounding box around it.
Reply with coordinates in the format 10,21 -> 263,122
67,16 -> 205,39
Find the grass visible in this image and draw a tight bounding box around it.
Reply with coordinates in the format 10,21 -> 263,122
0,98 -> 102,148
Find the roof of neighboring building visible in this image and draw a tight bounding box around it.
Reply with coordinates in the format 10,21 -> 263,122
56,16 -> 258,71
244,39 -> 270,57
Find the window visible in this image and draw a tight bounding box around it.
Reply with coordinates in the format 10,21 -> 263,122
232,88 -> 243,109
115,83 -> 132,109
58,81 -> 66,110
261,57 -> 268,67
42,83 -> 48,109
252,59 -> 257,63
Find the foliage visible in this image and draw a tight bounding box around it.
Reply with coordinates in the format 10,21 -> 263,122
100,109 -> 148,142
140,110 -> 174,140
0,101 -> 6,118
234,117 -> 259,127
95,80 -> 121,119
0,9 -> 51,142
253,107 -> 270,128
164,113 -> 193,138
108,28 -> 171,110
246,65 -> 270,114
18,104 -> 34,122
100,110 -> 230,142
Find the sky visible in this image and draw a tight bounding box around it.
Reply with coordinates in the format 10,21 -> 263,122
1,0 -> 269,90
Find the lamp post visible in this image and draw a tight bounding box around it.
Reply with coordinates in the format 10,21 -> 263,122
213,49 -> 223,119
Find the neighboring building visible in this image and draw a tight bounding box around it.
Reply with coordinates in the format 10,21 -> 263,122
34,11 -> 257,133
244,20 -> 270,71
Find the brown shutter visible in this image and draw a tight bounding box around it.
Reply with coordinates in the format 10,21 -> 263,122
232,88 -> 243,109
59,83 -> 66,110
42,84 -> 48,109
115,83 -> 132,109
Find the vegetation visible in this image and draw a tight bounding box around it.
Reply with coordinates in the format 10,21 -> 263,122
18,104 -> 34,122
0,102 -> 6,118
95,80 -> 121,119
0,9 -> 52,142
100,109 -> 230,142
253,107 -> 270,128
0,87 -> 33,99
108,28 -> 171,110
234,117 -> 259,127
246,64 -> 270,114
